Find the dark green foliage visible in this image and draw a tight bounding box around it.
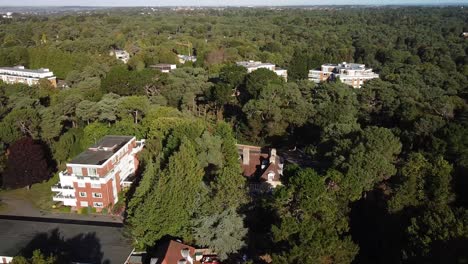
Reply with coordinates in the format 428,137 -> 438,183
2,137 -> 51,188
0,7 -> 466,264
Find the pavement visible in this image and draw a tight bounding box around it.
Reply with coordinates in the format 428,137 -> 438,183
0,218 -> 132,264
0,196 -> 123,223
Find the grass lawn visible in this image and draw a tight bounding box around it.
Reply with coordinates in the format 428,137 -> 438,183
0,200 -> 7,212
0,174 -> 58,211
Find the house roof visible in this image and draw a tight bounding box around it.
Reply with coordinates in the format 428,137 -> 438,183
237,144 -> 282,182
154,240 -> 195,264
69,135 -> 134,165
260,156 -> 282,182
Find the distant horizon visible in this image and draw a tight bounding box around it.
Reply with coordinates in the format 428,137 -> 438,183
0,0 -> 467,7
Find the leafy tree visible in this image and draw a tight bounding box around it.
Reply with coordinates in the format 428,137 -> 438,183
272,168 -> 358,264
192,208 -> 247,260
129,139 -> 204,248
2,137 -> 51,188
11,250 -> 56,264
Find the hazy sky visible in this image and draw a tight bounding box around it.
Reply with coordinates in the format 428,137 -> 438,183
0,0 -> 467,6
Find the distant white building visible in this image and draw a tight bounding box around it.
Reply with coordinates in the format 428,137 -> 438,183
150,64 -> 177,73
0,66 -> 57,87
236,60 -> 288,81
2,12 -> 13,19
177,54 -> 197,64
308,62 -> 379,88
111,50 -> 130,64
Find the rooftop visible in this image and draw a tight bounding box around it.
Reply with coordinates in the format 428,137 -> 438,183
237,60 -> 275,68
0,66 -> 53,75
153,240 -> 196,264
69,135 -> 134,165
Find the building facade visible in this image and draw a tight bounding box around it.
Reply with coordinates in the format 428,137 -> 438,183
52,136 -> 144,212
236,60 -> 288,81
150,64 -> 177,73
0,66 -> 57,87
178,54 -> 197,64
308,62 -> 379,88
111,50 -> 130,64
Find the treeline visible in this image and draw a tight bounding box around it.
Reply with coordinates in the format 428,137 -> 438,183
0,6 -> 467,264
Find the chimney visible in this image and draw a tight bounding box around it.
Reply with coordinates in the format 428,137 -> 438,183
269,148 -> 277,164
243,147 -> 250,165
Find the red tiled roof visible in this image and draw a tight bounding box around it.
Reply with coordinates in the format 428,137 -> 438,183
159,240 -> 195,264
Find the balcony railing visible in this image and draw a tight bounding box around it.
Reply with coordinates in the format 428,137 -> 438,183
52,193 -> 76,202
51,184 -> 74,192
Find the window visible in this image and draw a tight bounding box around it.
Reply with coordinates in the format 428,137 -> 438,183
93,202 -> 103,208
90,177 -> 99,181
77,182 -> 85,188
79,192 -> 87,197
87,168 -> 97,176
268,172 -> 275,181
91,183 -> 101,189
72,167 -> 82,176
80,201 -> 88,207
92,193 -> 102,198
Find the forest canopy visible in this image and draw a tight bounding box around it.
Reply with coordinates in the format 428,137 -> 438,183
0,6 -> 467,264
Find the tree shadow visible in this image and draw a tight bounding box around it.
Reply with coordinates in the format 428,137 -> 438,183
17,228 -> 106,263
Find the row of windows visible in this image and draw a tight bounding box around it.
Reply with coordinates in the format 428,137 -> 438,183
80,201 -> 103,208
78,192 -> 102,198
72,167 -> 98,177
77,182 -> 101,188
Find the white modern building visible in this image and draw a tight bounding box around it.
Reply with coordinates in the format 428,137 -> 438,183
177,54 -> 197,64
236,60 -> 288,81
2,12 -> 12,19
150,64 -> 177,73
0,66 -> 57,87
308,62 -> 379,88
111,50 -> 130,64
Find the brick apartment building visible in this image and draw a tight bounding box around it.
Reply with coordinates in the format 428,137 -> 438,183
0,66 -> 57,87
52,135 -> 145,212
308,62 -> 379,88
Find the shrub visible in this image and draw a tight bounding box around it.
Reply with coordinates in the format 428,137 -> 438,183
59,206 -> 71,213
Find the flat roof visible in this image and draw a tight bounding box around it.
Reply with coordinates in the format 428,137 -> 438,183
69,135 -> 134,165
0,67 -> 53,75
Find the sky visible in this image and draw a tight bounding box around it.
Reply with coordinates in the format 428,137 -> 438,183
0,0 -> 466,6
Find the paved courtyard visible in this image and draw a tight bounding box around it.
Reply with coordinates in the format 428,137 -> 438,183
0,218 -> 132,264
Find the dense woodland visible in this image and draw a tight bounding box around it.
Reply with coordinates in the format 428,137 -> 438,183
0,6 -> 467,264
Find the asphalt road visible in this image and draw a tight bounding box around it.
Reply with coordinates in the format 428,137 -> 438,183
0,217 -> 132,264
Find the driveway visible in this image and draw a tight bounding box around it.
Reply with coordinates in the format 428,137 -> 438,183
0,218 -> 132,264
0,196 -> 123,223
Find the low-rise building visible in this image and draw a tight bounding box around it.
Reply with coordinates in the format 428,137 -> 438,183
2,12 -> 13,19
178,54 -> 197,64
308,62 -> 379,88
236,60 -> 288,81
0,66 -> 57,87
237,144 -> 283,190
111,50 -> 130,64
52,135 -> 145,212
462,32 -> 468,39
150,64 -> 177,73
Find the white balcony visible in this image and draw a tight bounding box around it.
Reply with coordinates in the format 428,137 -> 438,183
51,184 -> 75,192
132,140 -> 146,154
53,193 -> 76,202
